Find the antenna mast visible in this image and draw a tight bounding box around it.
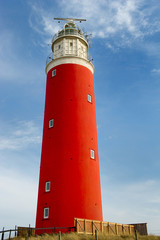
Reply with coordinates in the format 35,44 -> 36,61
54,17 -> 86,23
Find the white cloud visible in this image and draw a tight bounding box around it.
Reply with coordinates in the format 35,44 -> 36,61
106,42 -> 118,52
0,167 -> 38,229
152,68 -> 160,74
28,0 -> 160,49
59,0 -> 160,45
28,3 -> 60,38
0,120 -> 41,151
1,166 -> 159,234
0,120 -> 40,230
101,176 -> 160,234
140,41 -> 160,59
111,1 -> 137,32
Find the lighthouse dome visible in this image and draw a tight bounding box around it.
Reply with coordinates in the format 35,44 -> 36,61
64,21 -> 76,30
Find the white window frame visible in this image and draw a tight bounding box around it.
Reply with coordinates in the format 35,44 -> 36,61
45,181 -> 50,192
52,69 -> 56,77
49,119 -> 54,128
90,149 -> 95,159
44,207 -> 49,219
88,94 -> 92,103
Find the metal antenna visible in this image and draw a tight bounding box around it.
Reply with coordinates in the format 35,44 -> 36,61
84,33 -> 92,47
54,17 -> 86,23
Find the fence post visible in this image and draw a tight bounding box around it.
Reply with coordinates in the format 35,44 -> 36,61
95,230 -> 98,240
135,229 -> 138,240
9,230 -> 11,240
25,233 -> 29,240
59,231 -> 61,240
84,219 -> 86,233
28,224 -> 31,237
115,223 -> 118,235
1,227 -> 4,240
122,225 -> 124,235
75,219 -> 77,232
15,225 -> 17,237
92,221 -> 94,235
101,221 -> 103,233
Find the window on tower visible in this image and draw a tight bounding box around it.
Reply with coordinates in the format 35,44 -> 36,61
49,119 -> 54,128
90,149 -> 95,159
88,94 -> 92,103
44,207 -> 49,219
52,69 -> 56,77
45,181 -> 50,192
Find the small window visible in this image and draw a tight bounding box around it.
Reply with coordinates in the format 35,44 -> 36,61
44,207 -> 49,219
88,94 -> 92,103
70,42 -> 73,47
49,119 -> 54,128
91,149 -> 95,159
45,181 -> 50,192
59,45 -> 61,49
52,69 -> 56,77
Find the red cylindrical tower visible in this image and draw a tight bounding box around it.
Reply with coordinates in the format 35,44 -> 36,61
36,20 -> 103,231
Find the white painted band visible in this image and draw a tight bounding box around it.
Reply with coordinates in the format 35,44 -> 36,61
45,56 -> 94,74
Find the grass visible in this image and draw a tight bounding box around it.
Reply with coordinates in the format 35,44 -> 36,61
12,233 -> 160,240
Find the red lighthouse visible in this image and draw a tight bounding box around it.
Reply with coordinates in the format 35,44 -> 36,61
36,18 -> 103,231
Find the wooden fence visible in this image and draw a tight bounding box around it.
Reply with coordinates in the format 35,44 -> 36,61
0,226 -> 75,239
74,218 -> 135,235
0,220 -> 147,239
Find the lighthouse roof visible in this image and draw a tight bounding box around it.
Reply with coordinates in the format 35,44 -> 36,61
64,21 -> 77,31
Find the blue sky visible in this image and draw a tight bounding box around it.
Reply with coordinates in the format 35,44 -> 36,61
0,0 -> 160,235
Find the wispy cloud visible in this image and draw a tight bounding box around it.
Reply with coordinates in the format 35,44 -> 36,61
28,2 -> 61,43
152,68 -> 160,74
0,120 -> 41,229
28,0 -> 160,48
0,120 -> 41,151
